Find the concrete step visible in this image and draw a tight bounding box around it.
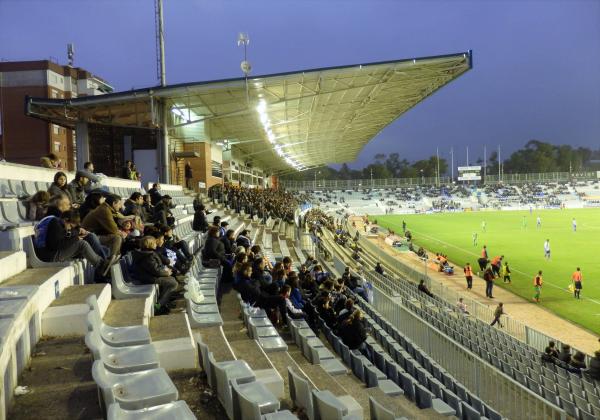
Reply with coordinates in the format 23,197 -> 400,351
0,251 -> 27,284
103,297 -> 149,327
42,284 -> 110,336
7,335 -> 102,420
149,312 -> 195,370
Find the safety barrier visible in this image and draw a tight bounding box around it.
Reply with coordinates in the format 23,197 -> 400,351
371,287 -> 567,420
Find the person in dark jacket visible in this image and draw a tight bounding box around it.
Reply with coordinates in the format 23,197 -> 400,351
202,226 -> 227,267
339,309 -> 367,351
544,341 -> 559,359
558,344 -> 572,364
66,171 -> 90,207
121,160 -> 133,180
569,351 -> 587,370
192,203 -> 209,232
153,195 -> 174,227
236,229 -> 252,249
418,279 -> 434,297
130,236 -> 177,315
148,183 -> 162,205
82,194 -> 123,259
588,351 -> 600,381
47,171 -> 72,202
221,229 -> 236,257
123,192 -> 145,221
375,262 -> 384,276
185,161 -> 193,190
34,209 -> 108,275
25,191 -> 50,221
237,263 -> 286,322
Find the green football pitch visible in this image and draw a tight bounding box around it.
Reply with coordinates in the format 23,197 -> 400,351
372,209 -> 600,336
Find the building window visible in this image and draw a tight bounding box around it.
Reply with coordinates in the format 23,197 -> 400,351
53,124 -> 59,135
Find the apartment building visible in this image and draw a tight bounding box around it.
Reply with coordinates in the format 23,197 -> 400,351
0,60 -> 112,170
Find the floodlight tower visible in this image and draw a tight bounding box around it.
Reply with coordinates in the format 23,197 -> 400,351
67,44 -> 74,67
155,0 -> 169,182
238,33 -> 251,104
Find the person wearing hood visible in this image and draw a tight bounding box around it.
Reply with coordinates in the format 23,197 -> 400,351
130,236 -> 177,315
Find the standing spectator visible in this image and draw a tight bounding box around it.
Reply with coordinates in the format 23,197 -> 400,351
533,270 -> 543,303
375,262 -> 384,275
483,266 -> 495,298
463,262 -> 473,290
456,298 -> 469,315
490,302 -> 504,328
66,171 -> 90,207
572,267 -> 582,299
220,229 -> 236,258
148,183 -> 162,205
25,191 -> 50,221
81,194 -> 123,261
185,161 -> 193,190
130,236 -> 177,315
192,203 -> 209,232
48,172 -> 72,202
121,160 -> 133,180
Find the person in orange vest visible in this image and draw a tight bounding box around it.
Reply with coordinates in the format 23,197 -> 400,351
572,267 -> 583,299
463,263 -> 473,290
481,245 -> 488,259
491,255 -> 503,277
533,270 -> 543,303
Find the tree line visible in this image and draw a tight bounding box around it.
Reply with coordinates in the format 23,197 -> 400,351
281,140 -> 600,181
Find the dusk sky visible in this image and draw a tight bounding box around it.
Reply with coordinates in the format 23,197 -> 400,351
1,0 -> 599,168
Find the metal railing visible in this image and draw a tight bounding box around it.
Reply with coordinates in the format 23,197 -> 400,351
344,222 -> 591,361
371,286 -> 567,420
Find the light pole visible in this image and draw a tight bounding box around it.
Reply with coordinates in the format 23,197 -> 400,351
420,169 -> 424,184
370,168 -> 373,188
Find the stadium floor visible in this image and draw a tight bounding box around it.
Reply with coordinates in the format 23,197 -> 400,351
355,214 -> 600,355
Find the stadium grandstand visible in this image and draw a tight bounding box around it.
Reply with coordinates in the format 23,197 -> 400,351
1,45 -> 599,420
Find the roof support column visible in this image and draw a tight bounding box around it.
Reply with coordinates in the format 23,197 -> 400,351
159,100 -> 170,183
75,121 -> 89,170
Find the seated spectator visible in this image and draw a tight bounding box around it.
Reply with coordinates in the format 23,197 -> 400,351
162,225 -> 191,262
153,195 -> 174,227
148,183 -> 162,205
313,290 -> 336,328
558,344 -> 572,364
130,236 -> 177,315
237,262 -> 286,324
192,203 -> 209,232
342,268 -> 368,301
456,298 -> 469,315
375,262 -> 384,276
201,226 -> 227,269
287,273 -> 305,309
123,192 -> 145,221
418,279 -> 434,297
220,229 -> 235,259
40,153 -> 59,169
236,229 -> 252,249
48,171 -> 72,202
570,351 -> 587,370
252,257 -> 272,288
337,299 -> 354,325
82,194 -> 123,260
339,309 -> 368,352
588,351 -> 600,381
232,253 -> 249,286
25,191 -> 50,221
67,171 -> 90,207
153,228 -> 188,276
219,221 -> 228,238
281,285 -> 305,319
545,341 -> 559,359
141,194 -> 154,221
33,209 -> 109,276
81,161 -> 102,192
79,191 -> 106,220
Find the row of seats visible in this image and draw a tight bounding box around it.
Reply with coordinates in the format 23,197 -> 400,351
239,297 -> 288,352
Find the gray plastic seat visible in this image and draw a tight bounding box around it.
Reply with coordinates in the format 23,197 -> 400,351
8,179 -> 26,197
92,360 -> 178,411
22,181 -> 37,196
257,336 -> 288,353
22,235 -> 70,268
210,352 -> 256,419
369,396 -> 408,420
261,410 -> 298,419
1,200 -> 32,225
312,390 -> 356,420
107,401 -> 196,419
232,378 -> 280,420
288,367 -> 314,418
186,298 -> 223,327
111,264 -> 156,300
0,179 -> 16,198
365,366 -> 402,396
460,401 -> 482,420
85,329 -> 159,374
86,296 -> 151,347
415,383 -> 455,416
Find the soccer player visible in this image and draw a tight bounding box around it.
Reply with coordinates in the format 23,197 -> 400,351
543,239 -> 551,260
572,218 -> 577,232
464,263 -> 473,290
472,232 -> 478,246
572,267 -> 582,299
481,220 -> 486,232
533,270 -> 543,303
536,216 -> 541,229
522,216 -> 527,229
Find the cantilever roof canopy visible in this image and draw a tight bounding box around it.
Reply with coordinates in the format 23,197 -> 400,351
26,51 -> 472,172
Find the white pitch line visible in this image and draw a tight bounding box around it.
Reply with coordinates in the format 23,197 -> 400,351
383,220 -> 600,306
